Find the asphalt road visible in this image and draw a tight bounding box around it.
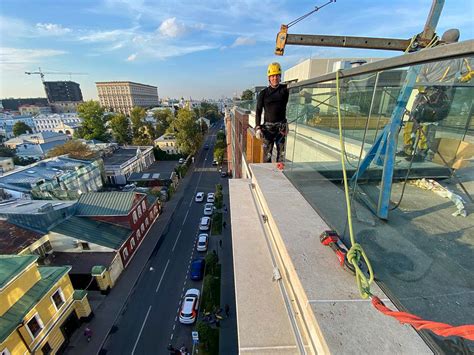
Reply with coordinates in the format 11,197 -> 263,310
103,124 -> 230,354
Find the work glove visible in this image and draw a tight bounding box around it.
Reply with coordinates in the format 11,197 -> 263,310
256,127 -> 263,140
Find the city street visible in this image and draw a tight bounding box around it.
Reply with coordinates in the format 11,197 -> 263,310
101,123 -> 235,354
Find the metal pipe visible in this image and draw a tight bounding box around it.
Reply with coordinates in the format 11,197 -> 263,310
289,40 -> 474,89
286,34 -> 410,52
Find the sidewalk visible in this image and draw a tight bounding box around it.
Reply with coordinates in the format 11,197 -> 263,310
219,179 -> 238,354
65,167 -> 196,355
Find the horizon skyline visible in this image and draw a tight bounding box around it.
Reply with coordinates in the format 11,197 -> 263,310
1,0 -> 472,100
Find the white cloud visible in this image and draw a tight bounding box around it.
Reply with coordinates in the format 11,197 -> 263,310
231,36 -> 256,47
158,17 -> 187,38
143,44 -> 216,60
36,23 -> 71,36
78,28 -> 136,42
0,47 -> 67,70
126,53 -> 137,61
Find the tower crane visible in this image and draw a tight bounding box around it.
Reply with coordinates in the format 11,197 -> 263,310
24,67 -> 88,82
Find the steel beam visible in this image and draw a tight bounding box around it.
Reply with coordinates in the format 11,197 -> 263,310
286,34 -> 410,52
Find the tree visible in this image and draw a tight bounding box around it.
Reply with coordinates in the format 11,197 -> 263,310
13,122 -> 33,136
130,107 -> 146,138
170,108 -> 202,155
0,146 -> 15,157
214,147 -> 225,163
109,113 -> 132,144
76,100 -> 109,141
153,109 -> 174,137
47,140 -> 96,160
241,89 -> 253,101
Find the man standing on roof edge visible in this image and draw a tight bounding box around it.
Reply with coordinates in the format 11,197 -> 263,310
256,62 -> 289,163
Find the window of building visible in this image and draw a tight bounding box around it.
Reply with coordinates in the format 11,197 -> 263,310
145,217 -> 149,227
51,288 -> 65,311
1,349 -> 11,355
122,247 -> 129,260
81,242 -> 90,250
26,313 -> 44,339
132,210 -> 137,223
130,237 -> 136,250
141,200 -> 146,211
136,230 -> 141,240
137,205 -> 142,217
140,223 -> 145,233
154,206 -> 158,214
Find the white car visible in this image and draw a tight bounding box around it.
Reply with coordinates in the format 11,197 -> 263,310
179,158 -> 185,164
179,288 -> 200,324
195,192 -> 204,202
199,217 -> 211,231
203,203 -> 214,216
207,193 -> 215,203
196,234 -> 209,252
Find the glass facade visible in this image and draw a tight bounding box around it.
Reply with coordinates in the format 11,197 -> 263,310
236,50 -> 474,352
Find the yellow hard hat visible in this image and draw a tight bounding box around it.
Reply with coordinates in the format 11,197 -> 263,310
267,62 -> 282,76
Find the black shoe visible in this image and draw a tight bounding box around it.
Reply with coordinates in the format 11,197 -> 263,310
396,151 -> 409,157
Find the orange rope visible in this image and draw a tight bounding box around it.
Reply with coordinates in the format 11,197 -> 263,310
371,296 -> 474,341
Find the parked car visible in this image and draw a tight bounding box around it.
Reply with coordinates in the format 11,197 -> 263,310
204,203 -> 214,216
221,171 -> 227,177
207,193 -> 215,203
122,184 -> 136,192
199,217 -> 211,231
190,259 -> 205,280
196,233 -> 209,251
212,160 -> 218,166
179,158 -> 185,164
179,288 -> 200,324
195,192 -> 204,202
204,144 -> 209,150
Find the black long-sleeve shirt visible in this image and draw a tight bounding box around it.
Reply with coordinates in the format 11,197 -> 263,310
255,84 -> 289,127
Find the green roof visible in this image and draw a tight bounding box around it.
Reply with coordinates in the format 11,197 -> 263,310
73,289 -> 87,300
51,216 -> 131,249
0,266 -> 70,343
76,191 -> 140,216
0,255 -> 38,290
91,265 -> 106,276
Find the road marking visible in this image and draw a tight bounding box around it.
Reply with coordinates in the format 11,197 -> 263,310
188,200 -> 192,207
155,260 -> 170,293
172,230 -> 182,252
170,333 -> 174,340
182,210 -> 189,225
131,305 -> 152,355
173,324 -> 176,330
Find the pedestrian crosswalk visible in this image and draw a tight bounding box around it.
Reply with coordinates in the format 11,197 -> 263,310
194,167 -> 218,172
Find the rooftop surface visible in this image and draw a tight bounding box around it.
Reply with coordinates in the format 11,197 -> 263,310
0,265 -> 70,343
75,191 -> 142,216
51,252 -> 116,274
51,216 -> 131,249
128,161 -> 177,181
0,220 -> 44,254
102,146 -> 152,166
0,199 -> 76,215
0,254 -> 38,290
0,156 -> 95,187
229,164 -> 431,354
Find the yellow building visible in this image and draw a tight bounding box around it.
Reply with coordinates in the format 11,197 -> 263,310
0,255 -> 92,355
96,81 -> 159,116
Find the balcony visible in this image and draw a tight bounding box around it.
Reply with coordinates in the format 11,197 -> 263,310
231,40 -> 473,353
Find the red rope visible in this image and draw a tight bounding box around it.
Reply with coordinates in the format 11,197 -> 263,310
371,296 -> 474,341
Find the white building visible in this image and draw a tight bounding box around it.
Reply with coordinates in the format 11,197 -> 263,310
102,146 -> 155,185
33,113 -> 82,136
0,114 -> 36,139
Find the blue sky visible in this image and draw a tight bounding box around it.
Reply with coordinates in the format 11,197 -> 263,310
1,0 -> 472,100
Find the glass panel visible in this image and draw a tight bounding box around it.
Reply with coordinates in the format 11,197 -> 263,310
283,55 -> 474,353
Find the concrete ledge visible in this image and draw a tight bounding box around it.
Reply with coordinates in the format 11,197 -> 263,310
246,163 -> 431,354
229,179 -> 299,354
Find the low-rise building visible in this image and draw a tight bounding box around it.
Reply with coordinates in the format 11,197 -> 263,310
154,134 -> 180,154
102,146 -> 155,185
128,161 -> 179,188
0,255 -> 92,354
4,131 -> 68,150
19,105 -> 52,116
33,113 -> 82,136
0,156 -> 103,200
0,114 -> 36,139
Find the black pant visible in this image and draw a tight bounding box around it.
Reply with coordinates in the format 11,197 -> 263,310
262,123 -> 286,163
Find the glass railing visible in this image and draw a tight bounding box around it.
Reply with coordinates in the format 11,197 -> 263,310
283,42 -> 473,353
235,99 -> 256,112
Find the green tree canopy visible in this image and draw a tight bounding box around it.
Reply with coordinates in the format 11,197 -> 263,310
153,109 -> 174,137
241,89 -> 253,101
109,113 -> 132,144
0,146 -> 15,157
171,108 -> 202,155
47,140 -> 96,160
76,100 -> 109,141
13,121 -> 33,136
213,147 -> 225,163
130,107 -> 146,136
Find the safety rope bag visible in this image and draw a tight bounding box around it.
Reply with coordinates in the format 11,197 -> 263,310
412,86 -> 451,123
